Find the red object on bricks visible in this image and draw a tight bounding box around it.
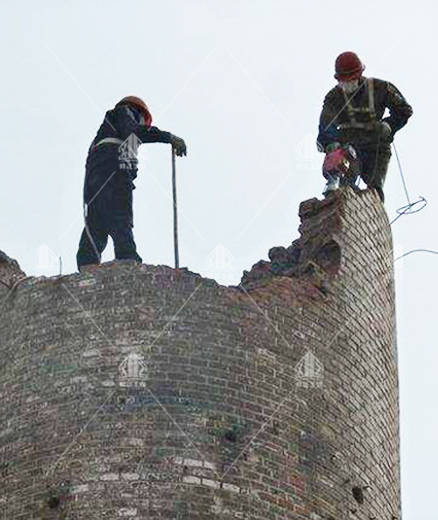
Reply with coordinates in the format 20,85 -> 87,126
323,148 -> 350,177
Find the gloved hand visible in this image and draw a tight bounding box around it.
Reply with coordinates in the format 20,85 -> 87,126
326,142 -> 341,153
378,121 -> 393,142
171,135 -> 187,157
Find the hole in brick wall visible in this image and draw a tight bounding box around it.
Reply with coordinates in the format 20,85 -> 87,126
303,262 -> 316,276
224,430 -> 237,443
0,461 -> 10,475
315,239 -> 341,274
47,496 -> 61,509
352,486 -> 364,504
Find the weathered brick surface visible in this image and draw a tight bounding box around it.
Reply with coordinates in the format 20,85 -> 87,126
0,251 -> 26,291
0,187 -> 399,520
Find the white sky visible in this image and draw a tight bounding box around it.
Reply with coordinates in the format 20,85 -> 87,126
1,1 -> 437,518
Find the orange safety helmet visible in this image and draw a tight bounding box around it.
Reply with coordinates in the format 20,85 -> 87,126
334,52 -> 365,81
116,96 -> 153,127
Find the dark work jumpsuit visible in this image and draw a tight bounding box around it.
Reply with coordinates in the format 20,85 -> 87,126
76,105 -> 174,269
317,77 -> 412,201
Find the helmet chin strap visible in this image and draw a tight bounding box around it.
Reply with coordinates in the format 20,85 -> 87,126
338,79 -> 359,94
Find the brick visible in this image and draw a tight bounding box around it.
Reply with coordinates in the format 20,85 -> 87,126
222,482 -> 241,493
183,475 -> 201,485
202,478 -> 220,489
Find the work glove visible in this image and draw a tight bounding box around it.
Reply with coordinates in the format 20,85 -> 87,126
326,142 -> 341,153
377,121 -> 393,143
170,135 -> 187,157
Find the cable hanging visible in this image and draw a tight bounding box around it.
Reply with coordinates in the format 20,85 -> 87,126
390,142 -> 427,225
395,249 -> 438,262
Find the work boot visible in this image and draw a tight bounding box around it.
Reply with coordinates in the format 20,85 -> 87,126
375,187 -> 385,202
113,258 -> 142,267
78,263 -> 100,273
322,175 -> 340,196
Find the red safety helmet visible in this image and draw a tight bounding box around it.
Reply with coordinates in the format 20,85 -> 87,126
334,52 -> 365,81
116,96 -> 153,127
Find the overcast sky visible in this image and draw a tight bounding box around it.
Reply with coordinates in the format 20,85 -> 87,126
1,1 -> 437,518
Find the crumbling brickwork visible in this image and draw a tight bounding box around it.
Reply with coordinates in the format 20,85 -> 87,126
0,187 -> 400,520
0,250 -> 26,291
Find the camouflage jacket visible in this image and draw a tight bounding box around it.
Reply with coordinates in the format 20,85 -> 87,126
317,77 -> 412,151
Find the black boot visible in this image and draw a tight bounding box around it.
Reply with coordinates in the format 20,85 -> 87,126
375,186 -> 385,202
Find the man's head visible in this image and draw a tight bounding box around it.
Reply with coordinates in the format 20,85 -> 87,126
116,96 -> 153,127
334,52 -> 365,93
334,52 -> 365,81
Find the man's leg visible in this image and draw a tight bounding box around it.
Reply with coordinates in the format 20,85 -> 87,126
359,145 -> 391,202
110,175 -> 142,263
110,225 -> 142,263
76,214 -> 109,269
76,227 -> 109,268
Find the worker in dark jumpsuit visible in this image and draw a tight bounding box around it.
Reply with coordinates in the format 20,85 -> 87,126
317,52 -> 412,202
76,96 -> 186,270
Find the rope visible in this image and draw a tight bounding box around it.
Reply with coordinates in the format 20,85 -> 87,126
390,142 -> 427,225
390,197 -> 427,225
393,142 -> 410,205
395,248 -> 438,262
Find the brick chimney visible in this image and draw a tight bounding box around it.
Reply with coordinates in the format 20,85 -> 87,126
0,187 -> 400,520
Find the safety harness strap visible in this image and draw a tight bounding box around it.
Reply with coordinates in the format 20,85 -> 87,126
340,78 -> 376,130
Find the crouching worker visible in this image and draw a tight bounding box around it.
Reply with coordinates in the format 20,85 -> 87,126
317,52 -> 412,202
76,96 -> 186,270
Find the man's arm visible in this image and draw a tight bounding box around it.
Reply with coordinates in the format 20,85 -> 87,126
317,89 -> 343,152
116,105 -> 187,155
382,82 -> 413,135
